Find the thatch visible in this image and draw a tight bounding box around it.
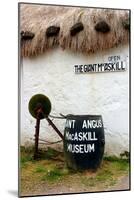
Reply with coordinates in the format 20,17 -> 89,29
20,4 -> 130,57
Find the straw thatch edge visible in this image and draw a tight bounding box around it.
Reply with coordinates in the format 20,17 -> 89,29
20,4 -> 130,57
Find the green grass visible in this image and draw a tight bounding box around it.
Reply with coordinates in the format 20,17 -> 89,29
104,155 -> 129,162
104,156 -> 129,173
20,146 -> 129,195
20,154 -> 33,168
96,169 -> 113,181
35,165 -> 70,182
79,156 -> 129,188
34,164 -> 67,182
41,168 -> 63,182
20,146 -> 63,160
80,169 -> 114,187
35,166 -> 47,173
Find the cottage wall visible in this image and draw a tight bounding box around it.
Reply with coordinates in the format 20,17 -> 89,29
21,44 -> 129,156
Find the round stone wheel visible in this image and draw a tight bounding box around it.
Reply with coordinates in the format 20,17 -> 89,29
28,94 -> 51,119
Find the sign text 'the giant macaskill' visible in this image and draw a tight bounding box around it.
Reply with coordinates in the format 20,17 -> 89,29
74,55 -> 127,74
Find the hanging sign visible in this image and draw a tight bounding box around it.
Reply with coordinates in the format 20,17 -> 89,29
74,55 -> 128,74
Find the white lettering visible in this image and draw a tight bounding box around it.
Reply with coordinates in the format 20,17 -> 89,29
83,119 -> 102,129
65,132 -> 98,141
82,120 -> 87,128
67,143 -> 95,153
65,120 -> 76,129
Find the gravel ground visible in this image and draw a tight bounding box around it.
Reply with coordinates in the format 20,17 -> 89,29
21,175 -> 130,197
110,175 -> 130,191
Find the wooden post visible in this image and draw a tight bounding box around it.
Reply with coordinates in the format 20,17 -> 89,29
34,113 -> 41,159
46,117 -> 64,140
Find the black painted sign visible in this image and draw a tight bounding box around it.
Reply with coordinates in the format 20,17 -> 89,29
64,115 -> 105,170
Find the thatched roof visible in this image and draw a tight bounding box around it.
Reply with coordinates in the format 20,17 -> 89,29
20,4 -> 130,57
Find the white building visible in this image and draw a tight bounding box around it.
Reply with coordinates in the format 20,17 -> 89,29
20,4 -> 130,156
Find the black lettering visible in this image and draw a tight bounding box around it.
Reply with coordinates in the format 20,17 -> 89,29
121,61 -> 126,70
98,63 -> 103,72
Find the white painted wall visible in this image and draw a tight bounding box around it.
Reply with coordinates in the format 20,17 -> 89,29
21,45 -> 129,156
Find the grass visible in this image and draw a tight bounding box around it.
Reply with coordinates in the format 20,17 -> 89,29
96,169 -> 113,181
20,146 -> 63,161
41,168 -> 63,182
20,152 -> 33,168
20,146 -> 129,196
80,162 -> 128,188
35,166 -> 47,173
